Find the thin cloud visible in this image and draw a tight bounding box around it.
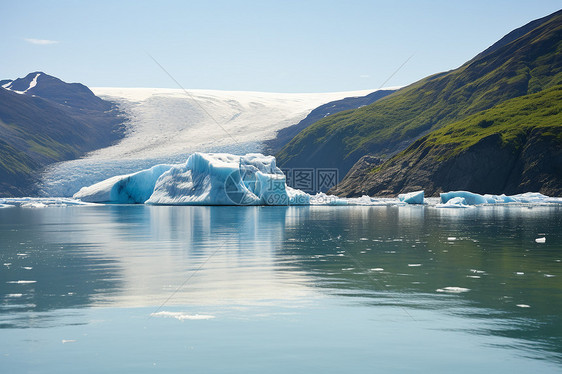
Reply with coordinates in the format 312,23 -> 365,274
24,38 -> 59,45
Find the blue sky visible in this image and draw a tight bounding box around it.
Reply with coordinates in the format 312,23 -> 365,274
1,0 -> 560,92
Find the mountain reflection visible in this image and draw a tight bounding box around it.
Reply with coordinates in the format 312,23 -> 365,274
0,204 -> 560,361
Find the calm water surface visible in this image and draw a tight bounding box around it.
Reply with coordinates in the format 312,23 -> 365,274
1,205 -> 561,373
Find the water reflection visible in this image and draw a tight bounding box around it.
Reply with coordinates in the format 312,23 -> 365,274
0,204 -> 561,362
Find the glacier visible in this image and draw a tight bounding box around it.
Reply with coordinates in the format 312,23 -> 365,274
40,87 -> 381,196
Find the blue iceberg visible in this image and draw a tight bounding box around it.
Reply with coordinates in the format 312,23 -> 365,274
440,191 -> 488,205
146,153 -> 309,205
74,153 -> 309,205
398,190 -> 424,204
73,164 -> 173,203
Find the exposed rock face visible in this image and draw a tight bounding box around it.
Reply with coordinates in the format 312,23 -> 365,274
332,129 -> 562,197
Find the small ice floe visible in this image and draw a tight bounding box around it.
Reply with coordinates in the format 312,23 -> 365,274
535,237 -> 546,243
17,253 -> 28,257
21,202 -> 48,209
359,238 -> 369,241
398,190 -> 424,204
470,269 -> 486,274
150,311 -> 215,321
515,272 -> 525,275
22,267 -> 33,270
436,196 -> 473,208
408,264 -> 422,267
342,267 -> 355,271
516,304 -> 531,308
436,287 -> 470,293
370,268 -> 384,272
467,275 -> 481,279
6,280 -> 36,284
544,274 -> 556,278
447,237 -> 457,241
62,340 -> 77,344
6,294 -> 23,298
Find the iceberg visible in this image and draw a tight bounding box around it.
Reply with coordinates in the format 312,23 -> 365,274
435,196 -> 473,208
440,191 -> 488,205
440,191 -> 562,206
146,153 -> 310,206
398,190 -> 424,204
73,164 -> 173,203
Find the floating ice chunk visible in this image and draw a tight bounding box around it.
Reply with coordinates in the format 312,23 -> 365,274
21,202 -> 47,208
6,294 -> 23,298
0,197 -> 95,207
447,237 -> 457,241
440,191 -> 488,205
398,190 -> 424,204
516,304 -> 531,308
310,193 -> 347,205
371,268 -> 384,272
62,340 -> 77,344
535,237 -> 546,243
440,191 -> 562,206
6,280 -> 36,284
150,311 -> 215,321
408,264 -> 422,267
74,164 -> 173,203
436,287 -> 470,293
436,196 -> 473,208
483,194 -> 517,203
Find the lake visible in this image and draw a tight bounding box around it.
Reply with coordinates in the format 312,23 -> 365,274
1,204 -> 561,373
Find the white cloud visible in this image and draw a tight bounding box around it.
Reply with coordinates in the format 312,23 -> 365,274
24,38 -> 59,45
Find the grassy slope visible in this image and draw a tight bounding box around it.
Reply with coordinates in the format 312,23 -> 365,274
411,85 -> 562,160
276,10 -> 562,174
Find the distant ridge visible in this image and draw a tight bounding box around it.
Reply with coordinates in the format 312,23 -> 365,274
0,72 -> 125,196
264,89 -> 396,154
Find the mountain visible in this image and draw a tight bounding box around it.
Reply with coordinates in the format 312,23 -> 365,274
276,10 -> 562,190
334,85 -> 562,196
0,72 -> 125,196
3,72 -> 113,111
264,89 -> 396,154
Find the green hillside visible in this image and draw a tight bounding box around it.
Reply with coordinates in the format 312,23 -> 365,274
334,85 -> 562,196
276,10 -> 562,177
